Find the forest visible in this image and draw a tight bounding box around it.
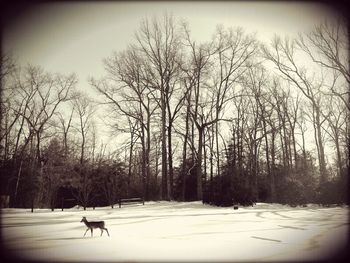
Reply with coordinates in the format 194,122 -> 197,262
0,15 -> 348,210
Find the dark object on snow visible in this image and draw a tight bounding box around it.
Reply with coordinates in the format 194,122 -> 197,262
0,195 -> 9,208
118,197 -> 144,208
61,198 -> 76,211
233,205 -> 239,210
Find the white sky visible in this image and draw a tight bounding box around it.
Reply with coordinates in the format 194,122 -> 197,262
3,1 -> 340,84
2,1 -> 344,158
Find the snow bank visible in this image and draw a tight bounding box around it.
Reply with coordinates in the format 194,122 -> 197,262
1,201 -> 348,262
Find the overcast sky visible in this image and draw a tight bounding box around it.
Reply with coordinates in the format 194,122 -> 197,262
3,1 -> 341,85
2,1 -> 344,155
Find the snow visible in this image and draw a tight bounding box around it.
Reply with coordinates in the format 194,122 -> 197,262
1,202 -> 348,262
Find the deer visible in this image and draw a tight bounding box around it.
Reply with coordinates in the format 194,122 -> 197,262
80,216 -> 110,237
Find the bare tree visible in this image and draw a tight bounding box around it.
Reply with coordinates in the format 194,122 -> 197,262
132,14 -> 184,200
41,137 -> 66,210
0,54 -> 16,149
244,65 -> 275,201
0,54 -> 16,161
96,153 -> 123,209
212,27 -> 257,179
72,92 -> 95,210
57,106 -> 75,158
296,20 -> 349,110
181,24 -> 257,200
296,105 -> 307,162
321,95 -> 347,176
15,66 -> 77,162
262,36 -> 328,184
5,66 -> 76,207
73,93 -> 95,165
92,45 -> 158,200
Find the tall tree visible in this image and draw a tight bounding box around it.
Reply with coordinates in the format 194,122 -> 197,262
73,92 -> 95,210
184,25 -> 257,200
11,66 -> 76,207
0,54 -> 16,161
92,47 -> 158,200
262,36 -> 328,184
322,95 -> 347,176
133,15 -> 183,200
296,20 -> 349,110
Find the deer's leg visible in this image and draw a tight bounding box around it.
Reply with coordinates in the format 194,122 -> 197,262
104,228 -> 110,237
83,228 -> 89,237
91,228 -> 93,237
100,228 -> 103,236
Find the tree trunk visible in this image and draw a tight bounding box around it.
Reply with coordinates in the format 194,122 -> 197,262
154,136 -> 160,200
146,122 -> 151,201
13,159 -> 23,205
279,128 -> 286,167
334,131 -> 342,176
252,143 -> 259,202
180,136 -> 188,202
181,93 -> 192,201
315,107 -> 327,184
36,132 -> 41,162
209,127 -> 214,201
282,121 -> 290,169
3,111 -> 9,161
300,124 -> 307,169
14,115 -> 25,157
127,131 -> 134,198
140,126 -> 147,201
203,130 -> 207,183
215,121 -> 220,178
270,131 -> 276,201
196,127 -> 204,200
262,118 -> 272,202
238,124 -> 244,189
161,90 -> 168,200
80,133 -> 85,165
291,124 -> 298,169
167,124 -> 173,200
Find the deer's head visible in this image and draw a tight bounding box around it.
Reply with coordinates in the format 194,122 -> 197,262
80,216 -> 86,223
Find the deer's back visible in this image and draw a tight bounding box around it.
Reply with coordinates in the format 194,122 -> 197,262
85,221 -> 105,228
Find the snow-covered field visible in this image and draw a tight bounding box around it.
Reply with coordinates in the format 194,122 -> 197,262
1,202 -> 348,262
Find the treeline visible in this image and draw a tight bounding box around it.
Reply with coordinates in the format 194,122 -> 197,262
0,15 -> 348,209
